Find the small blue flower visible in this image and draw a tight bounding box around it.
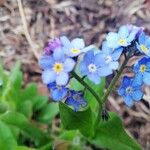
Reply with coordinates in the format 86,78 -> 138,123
127,24 -> 143,39
39,48 -> 75,86
136,33 -> 150,56
79,50 -> 112,84
60,36 -> 94,57
44,38 -> 62,55
133,57 -> 150,85
106,25 -> 136,49
118,76 -> 143,107
47,82 -> 68,101
65,91 -> 87,111
100,42 -> 123,71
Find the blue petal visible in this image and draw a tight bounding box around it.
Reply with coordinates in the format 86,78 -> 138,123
107,41 -> 120,49
98,66 -> 112,76
65,98 -> 80,111
123,95 -> 134,107
60,36 -> 71,46
39,55 -> 54,69
94,53 -> 105,66
106,32 -> 119,42
118,87 -> 125,96
87,73 -> 101,84
145,37 -> 150,48
79,61 -> 88,76
133,58 -> 141,73
56,72 -> 69,85
122,76 -> 132,87
118,26 -> 129,38
51,88 -> 68,101
127,30 -> 137,42
82,45 -> 95,53
64,58 -> 75,72
101,41 -> 112,55
131,90 -> 143,101
71,38 -> 85,49
143,72 -> 150,85
109,61 -> 119,70
42,70 -> 56,84
138,33 -> 146,44
111,47 -> 123,61
84,50 -> 94,64
132,74 -> 143,87
53,48 -> 64,61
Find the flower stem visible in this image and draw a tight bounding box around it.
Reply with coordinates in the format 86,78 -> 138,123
101,53 -> 130,103
71,71 -> 102,105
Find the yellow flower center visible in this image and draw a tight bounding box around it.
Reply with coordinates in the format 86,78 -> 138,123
140,44 -> 148,53
70,48 -> 80,54
118,38 -> 126,45
140,64 -> 146,73
53,63 -> 63,74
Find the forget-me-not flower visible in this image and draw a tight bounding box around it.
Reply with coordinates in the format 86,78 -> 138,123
133,57 -> 150,85
136,33 -> 150,57
100,42 -> 123,71
118,76 -> 143,107
44,38 -> 62,55
47,82 -> 68,101
106,25 -> 136,49
127,24 -> 143,39
65,91 -> 87,111
60,36 -> 94,57
79,50 -> 112,84
39,48 -> 75,86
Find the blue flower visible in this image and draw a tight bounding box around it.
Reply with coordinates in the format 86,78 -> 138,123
47,82 -> 68,101
118,76 -> 143,107
106,25 -> 136,49
100,42 -> 123,71
133,57 -> 150,85
44,38 -> 62,55
65,91 -> 87,111
39,48 -> 75,85
127,24 -> 144,39
136,33 -> 150,56
79,50 -> 112,84
60,36 -> 94,57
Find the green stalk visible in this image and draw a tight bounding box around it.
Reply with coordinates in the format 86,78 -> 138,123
101,53 -> 130,103
71,71 -> 102,105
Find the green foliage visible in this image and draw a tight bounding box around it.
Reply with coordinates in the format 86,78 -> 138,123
0,63 -> 142,150
59,102 -> 94,137
0,64 -> 58,149
90,112 -> 142,150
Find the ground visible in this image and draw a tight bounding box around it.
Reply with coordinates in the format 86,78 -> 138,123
0,0 -> 150,149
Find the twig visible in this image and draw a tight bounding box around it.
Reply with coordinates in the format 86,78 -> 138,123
17,0 -> 40,60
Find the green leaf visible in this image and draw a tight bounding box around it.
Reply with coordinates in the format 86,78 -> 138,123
69,78 -> 84,91
9,62 -> 22,91
59,102 -> 94,137
37,102 -> 59,124
32,96 -> 48,111
90,112 -> 142,150
17,100 -> 33,118
0,121 -> 17,150
15,146 -> 35,150
21,83 -> 38,102
0,111 -> 51,146
84,78 -> 105,111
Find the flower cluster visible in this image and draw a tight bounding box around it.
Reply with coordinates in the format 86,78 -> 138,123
39,24 -> 150,110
